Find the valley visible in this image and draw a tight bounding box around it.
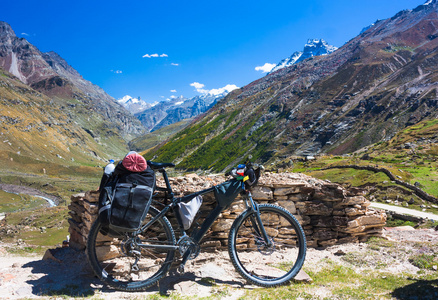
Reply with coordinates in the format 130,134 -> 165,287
3,2 -> 438,250
1,3 -> 438,300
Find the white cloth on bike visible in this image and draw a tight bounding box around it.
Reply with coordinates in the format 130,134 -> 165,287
178,195 -> 202,230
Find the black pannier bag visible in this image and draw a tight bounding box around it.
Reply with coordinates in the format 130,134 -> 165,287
214,179 -> 243,209
98,152 -> 155,234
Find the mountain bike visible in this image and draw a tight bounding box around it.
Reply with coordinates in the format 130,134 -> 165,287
87,159 -> 307,291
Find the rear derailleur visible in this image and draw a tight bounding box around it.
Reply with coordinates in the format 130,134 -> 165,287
121,236 -> 142,272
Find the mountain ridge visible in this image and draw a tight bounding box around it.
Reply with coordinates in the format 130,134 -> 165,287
0,21 -> 144,141
145,0 -> 438,172
0,21 -> 148,170
0,66 -> 126,166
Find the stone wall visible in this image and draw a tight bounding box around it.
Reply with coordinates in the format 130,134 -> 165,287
68,172 -> 386,251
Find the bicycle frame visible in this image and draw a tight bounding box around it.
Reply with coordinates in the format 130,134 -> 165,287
137,166 -> 273,268
87,161 -> 307,290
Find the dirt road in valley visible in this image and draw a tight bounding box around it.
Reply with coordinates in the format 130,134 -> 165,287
0,183 -> 61,207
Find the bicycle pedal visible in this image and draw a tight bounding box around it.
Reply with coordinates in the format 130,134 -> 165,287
177,264 -> 185,274
131,264 -> 139,272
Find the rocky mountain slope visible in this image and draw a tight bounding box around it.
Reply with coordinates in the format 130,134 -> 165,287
145,0 -> 438,172
0,21 -> 144,142
0,67 -> 127,169
0,21 -> 147,169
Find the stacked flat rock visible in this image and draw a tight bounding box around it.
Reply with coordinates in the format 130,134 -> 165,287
68,172 -> 386,251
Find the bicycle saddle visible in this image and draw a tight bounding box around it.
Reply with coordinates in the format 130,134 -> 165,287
147,161 -> 176,169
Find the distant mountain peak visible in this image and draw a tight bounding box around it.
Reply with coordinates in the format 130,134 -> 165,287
303,39 -> 337,54
413,0 -> 437,12
134,91 -> 230,132
269,39 -> 337,74
0,21 -> 16,38
117,95 -> 152,114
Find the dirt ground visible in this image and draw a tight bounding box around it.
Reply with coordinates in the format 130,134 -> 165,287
0,226 -> 437,299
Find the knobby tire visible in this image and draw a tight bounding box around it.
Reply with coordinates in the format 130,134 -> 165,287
228,204 -> 307,287
86,206 -> 176,291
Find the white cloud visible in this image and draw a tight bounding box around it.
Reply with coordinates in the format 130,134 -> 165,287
143,53 -> 168,58
208,84 -> 239,96
21,32 -> 30,36
190,82 -> 206,93
190,82 -> 205,89
255,63 -> 276,73
190,82 -> 239,96
171,63 -> 179,66
170,89 -> 177,93
110,70 -> 123,74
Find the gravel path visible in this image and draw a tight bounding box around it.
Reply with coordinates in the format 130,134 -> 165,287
370,202 -> 438,221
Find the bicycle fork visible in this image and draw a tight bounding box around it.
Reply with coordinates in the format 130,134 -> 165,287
244,192 -> 273,248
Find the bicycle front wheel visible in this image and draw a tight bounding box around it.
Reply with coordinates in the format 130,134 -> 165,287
228,204 -> 306,287
86,206 -> 176,291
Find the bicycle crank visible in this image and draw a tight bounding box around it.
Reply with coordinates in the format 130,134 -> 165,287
178,235 -> 200,260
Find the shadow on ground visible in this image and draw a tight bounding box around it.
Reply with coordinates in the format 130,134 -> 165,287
23,247 -> 98,297
22,247 -> 244,298
392,279 -> 438,300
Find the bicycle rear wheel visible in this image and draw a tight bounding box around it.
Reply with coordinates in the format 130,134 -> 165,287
87,206 -> 176,291
228,204 -> 306,287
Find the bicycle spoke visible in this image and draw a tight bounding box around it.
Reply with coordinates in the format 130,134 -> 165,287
228,204 -> 306,287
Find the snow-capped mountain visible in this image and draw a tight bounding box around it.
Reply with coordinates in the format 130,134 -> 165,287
117,95 -> 154,114
269,39 -> 338,73
360,23 -> 376,34
135,92 -> 230,131
119,83 -> 238,132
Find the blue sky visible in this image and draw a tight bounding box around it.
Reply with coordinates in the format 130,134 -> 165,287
1,0 -> 426,103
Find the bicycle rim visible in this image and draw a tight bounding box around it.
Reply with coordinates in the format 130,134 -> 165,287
87,206 -> 176,291
228,204 -> 306,287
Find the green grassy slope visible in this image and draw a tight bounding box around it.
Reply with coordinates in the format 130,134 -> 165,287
284,119 -> 438,214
